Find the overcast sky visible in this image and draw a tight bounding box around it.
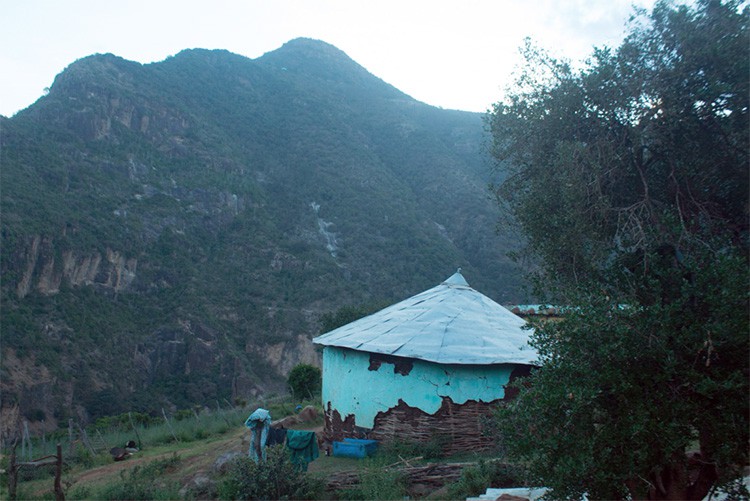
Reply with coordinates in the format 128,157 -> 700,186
1,0 -> 658,118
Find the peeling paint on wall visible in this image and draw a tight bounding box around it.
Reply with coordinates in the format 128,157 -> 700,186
324,368 -> 530,455
321,346 -> 529,441
368,353 -> 413,375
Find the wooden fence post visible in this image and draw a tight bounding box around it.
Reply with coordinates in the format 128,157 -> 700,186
67,419 -> 74,455
20,425 -> 25,463
76,423 -> 96,456
128,412 -> 143,449
54,444 -> 64,501
94,429 -> 107,452
162,408 -> 179,443
7,441 -> 67,501
216,400 -> 231,426
8,440 -> 18,501
23,421 -> 32,461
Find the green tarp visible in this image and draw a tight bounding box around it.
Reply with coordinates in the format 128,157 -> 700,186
285,430 -> 319,471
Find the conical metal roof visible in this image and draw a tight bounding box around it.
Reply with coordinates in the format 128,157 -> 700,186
313,270 -> 537,365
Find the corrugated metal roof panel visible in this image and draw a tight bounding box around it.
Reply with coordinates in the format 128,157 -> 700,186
313,270 -> 538,365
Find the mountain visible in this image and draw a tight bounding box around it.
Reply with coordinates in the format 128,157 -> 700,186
0,38 -> 525,431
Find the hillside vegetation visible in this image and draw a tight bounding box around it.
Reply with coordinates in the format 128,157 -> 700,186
0,38 -> 525,430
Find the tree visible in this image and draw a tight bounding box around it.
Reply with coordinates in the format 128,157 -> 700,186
287,364 -> 322,400
488,1 -> 749,499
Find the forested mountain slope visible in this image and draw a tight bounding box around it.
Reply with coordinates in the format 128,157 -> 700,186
0,38 -> 524,430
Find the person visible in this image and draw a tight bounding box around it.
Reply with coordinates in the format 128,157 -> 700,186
110,440 -> 139,461
124,440 -> 138,453
244,408 -> 271,462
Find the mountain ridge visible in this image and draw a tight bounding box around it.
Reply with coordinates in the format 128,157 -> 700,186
0,38 -> 525,432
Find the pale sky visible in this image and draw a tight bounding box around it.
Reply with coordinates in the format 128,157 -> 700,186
0,0 -> 657,118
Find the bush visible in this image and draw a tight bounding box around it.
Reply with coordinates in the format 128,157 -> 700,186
287,364 -> 321,401
446,460 -> 525,500
338,460 -> 408,500
70,454 -> 182,500
380,436 -> 443,460
71,443 -> 96,468
218,445 -> 321,500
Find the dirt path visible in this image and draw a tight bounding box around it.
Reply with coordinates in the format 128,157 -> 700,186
66,429 -> 246,490
66,423 -> 324,489
28,417 -> 326,497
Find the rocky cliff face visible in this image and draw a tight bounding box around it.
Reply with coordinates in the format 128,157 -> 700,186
1,39 -> 525,431
15,235 -> 137,298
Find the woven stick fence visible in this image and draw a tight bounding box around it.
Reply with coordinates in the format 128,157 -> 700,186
371,398 -> 498,456
326,397 -> 502,457
325,460 -> 511,492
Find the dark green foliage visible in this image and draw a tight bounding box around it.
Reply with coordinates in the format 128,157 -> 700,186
24,409 -> 46,422
287,364 -> 322,401
71,444 -> 96,468
498,265 -> 749,499
490,1 -> 748,278
349,468 -> 408,501
379,436 -> 444,460
446,460 -> 524,500
489,1 -> 748,499
93,411 -> 158,431
218,445 -> 321,500
336,456 -> 408,501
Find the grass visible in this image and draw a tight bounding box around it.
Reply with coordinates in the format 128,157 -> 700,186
67,454 -> 183,500
2,396 -> 324,500
5,425 -> 244,500
1,398 -> 517,500
307,438 -> 517,500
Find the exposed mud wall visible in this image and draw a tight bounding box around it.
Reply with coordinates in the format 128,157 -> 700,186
370,365 -> 532,455
370,397 -> 499,455
323,403 -> 358,444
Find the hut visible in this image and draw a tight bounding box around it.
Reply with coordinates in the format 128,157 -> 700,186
312,270 -> 538,455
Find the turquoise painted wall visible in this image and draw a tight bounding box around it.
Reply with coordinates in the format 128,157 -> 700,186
322,346 -> 516,428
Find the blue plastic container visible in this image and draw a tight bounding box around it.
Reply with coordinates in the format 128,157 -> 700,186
332,438 -> 378,458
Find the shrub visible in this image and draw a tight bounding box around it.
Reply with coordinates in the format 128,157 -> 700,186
71,443 -> 96,468
73,454 -> 182,500
346,462 -> 408,500
446,460 -> 525,500
380,437 -> 442,461
287,364 -> 321,401
25,408 -> 46,422
218,445 -> 321,500
173,409 -> 194,421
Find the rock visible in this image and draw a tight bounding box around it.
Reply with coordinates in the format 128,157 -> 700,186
272,415 -> 300,428
179,474 -> 215,500
213,451 -> 244,475
298,405 -> 318,423
15,235 -> 137,298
